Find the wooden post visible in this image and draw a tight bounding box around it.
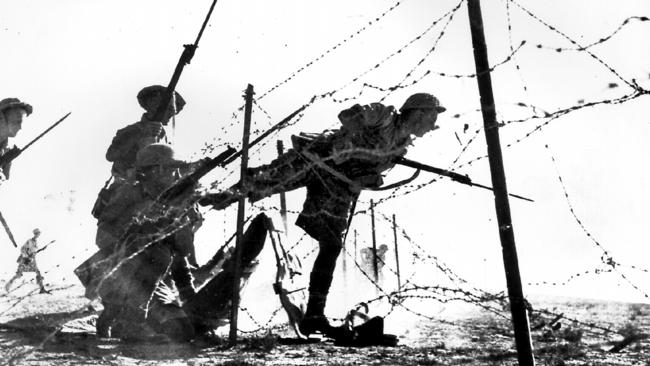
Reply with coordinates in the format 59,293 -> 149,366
466,1 -> 535,365
229,84 -> 254,345
354,229 -> 358,263
392,214 -> 401,290
276,140 -> 289,235
370,200 -> 379,282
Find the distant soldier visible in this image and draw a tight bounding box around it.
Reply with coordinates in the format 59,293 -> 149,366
360,244 -> 389,277
203,93 -> 446,338
82,143 -> 268,341
5,228 -> 49,294
0,98 -> 32,180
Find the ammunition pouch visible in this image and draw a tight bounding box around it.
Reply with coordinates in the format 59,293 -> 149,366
91,177 -> 114,219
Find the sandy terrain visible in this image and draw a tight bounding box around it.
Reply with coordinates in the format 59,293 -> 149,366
0,283 -> 648,366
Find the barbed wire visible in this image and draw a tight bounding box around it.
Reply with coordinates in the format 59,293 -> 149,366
5,1 -> 650,355
256,0 -> 405,101
380,0 -> 464,102
533,16 -> 650,53
455,90 -> 646,170
544,142 -> 650,299
324,0 -> 465,105
362,39 -> 526,93
509,0 -> 645,91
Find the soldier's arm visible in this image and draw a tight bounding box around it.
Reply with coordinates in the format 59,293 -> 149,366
105,124 -> 142,162
171,228 -> 197,301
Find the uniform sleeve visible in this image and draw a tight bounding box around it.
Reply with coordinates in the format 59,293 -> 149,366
21,240 -> 34,257
105,124 -> 143,162
97,185 -> 138,235
170,253 -> 196,301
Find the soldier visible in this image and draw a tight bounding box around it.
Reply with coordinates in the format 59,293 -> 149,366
92,86 -> 194,260
105,85 -> 186,181
5,228 -> 49,294
202,93 -> 446,338
84,143 -> 268,341
0,98 -> 32,180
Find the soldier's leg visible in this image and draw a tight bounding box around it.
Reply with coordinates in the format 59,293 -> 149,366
299,231 -> 343,335
183,213 -> 269,333
297,186 -> 357,336
96,301 -> 120,337
35,268 -> 49,294
4,270 -> 22,292
246,149 -> 310,201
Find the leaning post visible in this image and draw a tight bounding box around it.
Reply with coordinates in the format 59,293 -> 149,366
392,214 -> 401,290
370,200 -> 379,283
229,84 -> 255,345
276,140 -> 289,235
466,1 -> 535,365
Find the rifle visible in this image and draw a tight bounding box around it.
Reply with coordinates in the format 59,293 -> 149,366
396,157 -> 534,203
0,209 -> 17,247
160,100 -> 310,204
151,0 -> 220,123
0,112 -> 71,167
158,146 -> 237,203
35,240 -> 56,255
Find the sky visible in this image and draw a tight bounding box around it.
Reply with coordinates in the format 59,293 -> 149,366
1,0 -> 649,324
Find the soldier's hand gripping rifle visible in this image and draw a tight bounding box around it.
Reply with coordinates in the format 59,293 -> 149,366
158,146 -> 237,203
0,112 -> 71,168
396,157 -> 534,203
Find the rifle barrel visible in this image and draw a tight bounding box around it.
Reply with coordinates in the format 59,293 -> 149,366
222,102 -> 309,166
152,0 -> 220,122
397,157 -> 534,203
158,146 -> 236,202
22,112 -> 72,152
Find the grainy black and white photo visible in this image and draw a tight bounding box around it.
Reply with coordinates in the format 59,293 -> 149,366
1,0 -> 649,365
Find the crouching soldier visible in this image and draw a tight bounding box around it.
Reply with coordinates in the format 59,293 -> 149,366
202,93 -> 446,339
77,143 -> 269,342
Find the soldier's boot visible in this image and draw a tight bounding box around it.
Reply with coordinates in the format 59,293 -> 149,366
36,273 -> 50,294
96,304 -> 119,338
298,271 -> 349,339
299,236 -> 353,339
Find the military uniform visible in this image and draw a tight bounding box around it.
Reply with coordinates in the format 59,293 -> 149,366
5,234 -> 47,293
229,94 -> 446,337
83,143 -> 269,341
91,188 -> 268,341
0,98 -> 32,181
239,103 -> 412,331
92,180 -> 199,339
105,116 -> 168,181
0,140 -> 12,181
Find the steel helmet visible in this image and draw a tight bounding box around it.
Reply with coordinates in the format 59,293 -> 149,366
137,85 -> 186,114
399,93 -> 446,113
134,143 -> 185,168
0,98 -> 33,116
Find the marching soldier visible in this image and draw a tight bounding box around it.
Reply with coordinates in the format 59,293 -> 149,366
5,228 -> 49,294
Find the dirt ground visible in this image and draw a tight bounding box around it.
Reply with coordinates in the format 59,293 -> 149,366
0,285 -> 648,366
